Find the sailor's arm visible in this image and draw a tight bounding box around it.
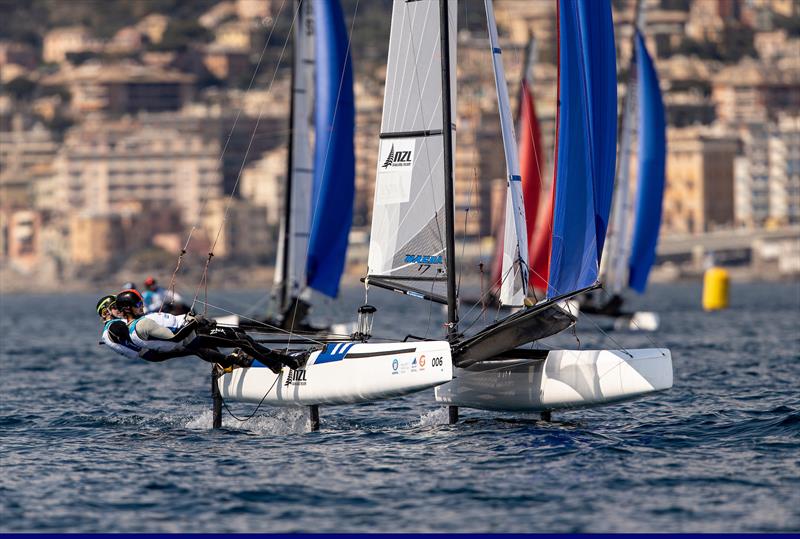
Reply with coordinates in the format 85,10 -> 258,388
134,317 -> 178,340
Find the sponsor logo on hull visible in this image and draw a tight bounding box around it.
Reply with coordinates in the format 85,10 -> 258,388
284,369 -> 308,386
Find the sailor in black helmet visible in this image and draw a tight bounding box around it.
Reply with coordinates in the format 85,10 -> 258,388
96,293 -> 252,369
113,289 -> 306,373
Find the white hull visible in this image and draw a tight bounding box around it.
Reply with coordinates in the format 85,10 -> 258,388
218,341 -> 453,406
435,348 -> 672,412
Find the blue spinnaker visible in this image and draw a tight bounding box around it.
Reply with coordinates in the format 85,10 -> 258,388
547,0 -> 617,299
628,31 -> 666,293
306,0 -> 355,298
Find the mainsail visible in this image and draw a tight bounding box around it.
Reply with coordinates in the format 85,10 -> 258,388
306,0 -> 355,298
485,0 -> 529,307
600,3 -> 666,298
547,0 -> 617,299
600,41 -> 638,296
366,0 -> 457,304
628,30 -> 666,292
274,0 -> 315,310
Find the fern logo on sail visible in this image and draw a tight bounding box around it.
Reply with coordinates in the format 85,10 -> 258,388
381,144 -> 412,168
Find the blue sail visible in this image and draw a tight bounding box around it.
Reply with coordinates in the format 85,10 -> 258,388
306,0 -> 355,298
547,0 -> 617,298
628,31 -> 666,293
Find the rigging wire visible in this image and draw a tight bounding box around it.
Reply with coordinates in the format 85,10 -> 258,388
193,298 -> 326,345
220,374 -> 281,423
191,0 -> 304,315
162,0 -> 291,313
282,0 -> 361,353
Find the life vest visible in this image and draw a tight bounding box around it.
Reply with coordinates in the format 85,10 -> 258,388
128,315 -> 194,352
144,312 -> 184,332
101,319 -> 141,359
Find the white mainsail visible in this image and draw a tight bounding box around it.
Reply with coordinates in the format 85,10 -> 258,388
366,0 -> 457,303
485,0 -> 529,306
600,2 -> 645,295
274,0 -> 315,306
601,65 -> 637,295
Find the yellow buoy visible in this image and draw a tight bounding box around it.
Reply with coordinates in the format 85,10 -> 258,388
702,266 -> 729,311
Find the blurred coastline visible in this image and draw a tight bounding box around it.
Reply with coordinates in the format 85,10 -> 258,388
1,0 -> 799,295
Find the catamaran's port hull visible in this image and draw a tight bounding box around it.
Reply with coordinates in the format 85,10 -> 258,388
218,341 -> 453,406
435,348 -> 672,412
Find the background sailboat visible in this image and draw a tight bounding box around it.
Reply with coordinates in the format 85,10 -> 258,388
225,0 -> 356,333
584,1 -> 667,332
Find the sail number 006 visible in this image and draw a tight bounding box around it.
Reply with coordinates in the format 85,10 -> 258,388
431,356 -> 444,367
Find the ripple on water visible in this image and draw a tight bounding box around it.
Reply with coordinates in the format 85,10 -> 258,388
1,284 -> 799,532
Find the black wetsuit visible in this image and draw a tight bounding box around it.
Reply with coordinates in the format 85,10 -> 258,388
194,325 -> 303,372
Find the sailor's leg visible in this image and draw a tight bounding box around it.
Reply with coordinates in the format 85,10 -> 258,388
195,331 -> 285,373
189,345 -> 229,365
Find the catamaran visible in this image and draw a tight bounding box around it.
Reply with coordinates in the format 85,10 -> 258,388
218,0 -> 355,334
580,0 -> 667,332
215,0 -> 673,429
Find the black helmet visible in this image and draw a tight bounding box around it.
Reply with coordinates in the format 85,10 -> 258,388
96,295 -> 116,317
115,289 -> 144,311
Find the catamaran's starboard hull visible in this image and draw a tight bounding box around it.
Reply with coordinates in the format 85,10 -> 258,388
434,348 -> 672,412
218,341 -> 453,406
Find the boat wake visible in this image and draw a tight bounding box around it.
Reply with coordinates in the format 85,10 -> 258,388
185,407 -> 311,434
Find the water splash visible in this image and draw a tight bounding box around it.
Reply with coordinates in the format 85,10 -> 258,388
417,407 -> 450,427
185,407 -> 311,434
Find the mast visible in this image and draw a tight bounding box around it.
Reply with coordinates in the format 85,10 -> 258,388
278,0 -> 300,312
439,0 -> 458,339
275,0 -> 313,312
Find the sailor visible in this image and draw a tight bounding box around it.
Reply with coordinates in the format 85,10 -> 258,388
142,276 -> 189,315
96,294 -> 251,369
114,289 -> 306,373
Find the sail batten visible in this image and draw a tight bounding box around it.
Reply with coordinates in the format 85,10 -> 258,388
367,0 -> 457,301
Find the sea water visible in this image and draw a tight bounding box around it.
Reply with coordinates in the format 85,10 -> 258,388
1,281 -> 798,532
